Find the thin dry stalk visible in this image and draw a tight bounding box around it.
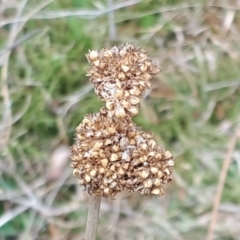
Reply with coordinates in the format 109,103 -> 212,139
85,196 -> 101,240
206,126 -> 240,240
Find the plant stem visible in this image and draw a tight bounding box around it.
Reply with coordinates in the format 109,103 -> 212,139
85,196 -> 101,240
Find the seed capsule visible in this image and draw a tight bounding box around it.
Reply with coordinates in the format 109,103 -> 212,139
115,106 -> 126,118
158,170 -> 163,178
150,167 -> 158,174
110,153 -> 118,162
101,158 -> 108,168
144,179 -> 153,188
73,169 -> 81,178
84,174 -> 91,182
153,178 -> 161,186
121,65 -> 130,72
128,106 -> 139,116
106,99 -> 115,110
167,160 -> 175,167
141,169 -> 149,179
151,188 -> 160,195
129,96 -> 141,105
89,50 -> 99,61
164,151 -> 173,160
90,169 -> 97,177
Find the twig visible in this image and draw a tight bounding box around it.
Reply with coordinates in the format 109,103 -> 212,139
85,196 -> 101,240
206,126 -> 240,240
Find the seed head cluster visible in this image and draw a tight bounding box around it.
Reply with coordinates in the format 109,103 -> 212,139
71,44 -> 174,198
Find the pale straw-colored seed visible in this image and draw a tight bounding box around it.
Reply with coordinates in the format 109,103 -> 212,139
115,89 -> 124,98
129,96 -> 141,105
115,106 -> 126,118
150,167 -> 158,174
112,173 -> 117,180
132,159 -> 140,166
99,62 -> 106,69
144,179 -> 153,188
110,153 -> 118,162
151,188 -> 160,195
164,168 -> 171,175
127,131 -> 136,138
110,165 -> 116,171
104,50 -> 112,58
101,158 -> 108,168
148,151 -> 155,157
128,106 -> 139,116
118,167 -> 125,175
141,169 -> 149,179
99,167 -> 105,173
105,139 -> 112,145
122,163 -> 129,169
140,143 -> 148,150
121,99 -> 129,108
104,187 -> 110,195
89,50 -> 99,61
153,178 -> 162,186
124,91 -> 130,97
158,170 -> 163,178
93,59 -> 100,66
84,174 -> 91,182
156,153 -> 162,159
142,73 -> 151,81
110,181 -> 117,188
139,156 -> 147,163
94,141 -> 103,149
121,65 -> 130,72
118,72 -> 125,80
85,163 -> 91,169
73,169 -> 81,178
164,151 -> 173,160
167,159 -> 175,166
103,177 -> 112,185
91,151 -> 98,158
90,169 -> 97,177
139,53 -> 147,60
129,139 -> 136,145
140,64 -> 148,72
78,179 -> 85,185
112,145 -> 120,152
106,99 -> 115,110
129,87 -> 141,96
108,127 -> 116,135
148,139 -> 156,148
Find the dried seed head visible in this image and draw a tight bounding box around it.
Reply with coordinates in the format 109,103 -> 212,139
70,44 -> 174,198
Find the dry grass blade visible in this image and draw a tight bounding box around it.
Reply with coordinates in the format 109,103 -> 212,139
206,125 -> 240,240
0,0 -> 140,26
0,0 -> 54,152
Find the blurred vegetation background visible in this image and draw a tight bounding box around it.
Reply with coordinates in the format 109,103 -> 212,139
0,0 -> 240,239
